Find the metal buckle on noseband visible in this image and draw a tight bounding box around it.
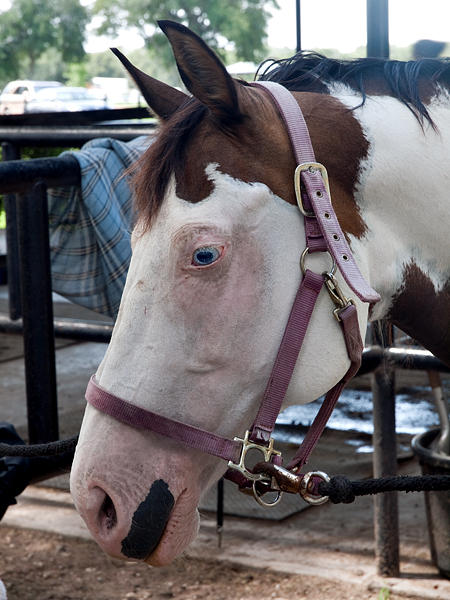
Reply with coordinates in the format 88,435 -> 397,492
295,162 -> 331,217
227,430 -> 283,506
228,430 -> 281,481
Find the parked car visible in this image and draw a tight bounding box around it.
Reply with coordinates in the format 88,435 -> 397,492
25,86 -> 110,113
0,80 -> 63,114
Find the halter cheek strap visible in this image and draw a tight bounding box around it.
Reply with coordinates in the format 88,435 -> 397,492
85,81 -> 379,506
252,81 -> 380,305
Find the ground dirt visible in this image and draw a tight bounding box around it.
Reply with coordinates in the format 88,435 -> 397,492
1,432 -> 449,600
0,526 -> 398,600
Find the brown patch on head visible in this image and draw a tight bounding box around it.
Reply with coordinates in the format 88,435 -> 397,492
389,262 -> 450,366
131,83 -> 369,241
295,93 -> 369,239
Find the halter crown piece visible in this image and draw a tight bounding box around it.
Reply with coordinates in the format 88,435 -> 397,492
86,81 -> 380,507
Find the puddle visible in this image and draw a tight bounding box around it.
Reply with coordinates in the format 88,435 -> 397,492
274,383 -> 447,446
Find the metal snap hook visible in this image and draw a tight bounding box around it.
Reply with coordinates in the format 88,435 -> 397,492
299,471 -> 331,505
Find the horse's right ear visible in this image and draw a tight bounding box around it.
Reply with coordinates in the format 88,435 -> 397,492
111,48 -> 187,120
158,20 -> 241,123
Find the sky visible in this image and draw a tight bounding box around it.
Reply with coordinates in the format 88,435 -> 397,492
269,0 -> 450,53
82,0 -> 450,55
2,0 -> 450,55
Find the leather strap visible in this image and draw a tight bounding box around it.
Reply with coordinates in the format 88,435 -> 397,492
286,302 -> 363,471
86,376 -> 242,464
252,81 -> 380,305
249,269 -> 323,445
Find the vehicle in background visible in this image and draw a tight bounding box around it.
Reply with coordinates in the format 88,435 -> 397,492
0,80 -> 63,114
25,86 -> 110,113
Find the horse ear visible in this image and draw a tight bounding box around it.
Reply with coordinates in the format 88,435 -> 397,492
110,47 -> 188,120
158,20 -> 241,122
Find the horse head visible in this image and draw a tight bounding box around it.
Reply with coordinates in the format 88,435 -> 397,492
70,21 -> 370,565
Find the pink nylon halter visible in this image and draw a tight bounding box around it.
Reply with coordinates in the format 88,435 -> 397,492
85,81 -> 379,498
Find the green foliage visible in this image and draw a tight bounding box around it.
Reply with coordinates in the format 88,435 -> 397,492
378,588 -> 390,600
0,0 -> 88,85
33,48 -> 68,82
22,147 -> 67,159
91,0 -> 279,66
65,62 -> 89,87
86,51 -> 126,79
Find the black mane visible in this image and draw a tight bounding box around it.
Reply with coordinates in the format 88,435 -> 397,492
257,52 -> 450,125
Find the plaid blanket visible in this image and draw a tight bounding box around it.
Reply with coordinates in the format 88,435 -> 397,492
47,136 -> 151,318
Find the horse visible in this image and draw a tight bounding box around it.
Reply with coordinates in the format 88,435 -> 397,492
70,20 -> 450,567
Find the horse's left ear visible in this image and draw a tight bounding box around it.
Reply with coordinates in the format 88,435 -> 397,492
158,20 -> 241,122
111,47 -> 188,120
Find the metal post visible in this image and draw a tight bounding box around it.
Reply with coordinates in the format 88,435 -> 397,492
366,0 -> 389,58
2,142 -> 22,320
16,181 -> 58,444
217,477 -> 224,548
296,0 -> 301,53
371,321 -> 399,576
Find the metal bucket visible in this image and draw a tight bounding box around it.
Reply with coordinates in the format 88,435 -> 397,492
412,428 -> 450,578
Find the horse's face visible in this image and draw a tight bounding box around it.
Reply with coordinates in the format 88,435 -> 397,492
71,22 -> 368,566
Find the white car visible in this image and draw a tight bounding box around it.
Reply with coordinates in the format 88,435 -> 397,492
0,80 -> 63,115
25,86 -> 110,113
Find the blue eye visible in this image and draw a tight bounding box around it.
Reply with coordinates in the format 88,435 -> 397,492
192,246 -> 221,266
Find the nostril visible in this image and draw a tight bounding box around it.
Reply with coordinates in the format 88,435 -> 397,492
100,492 -> 117,531
87,486 -> 119,538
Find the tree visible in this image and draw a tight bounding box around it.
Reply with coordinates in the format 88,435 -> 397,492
91,0 -> 279,67
0,0 -> 88,82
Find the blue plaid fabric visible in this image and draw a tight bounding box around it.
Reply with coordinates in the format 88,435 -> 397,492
47,136 -> 151,318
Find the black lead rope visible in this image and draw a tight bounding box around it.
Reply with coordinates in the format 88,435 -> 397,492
1,438 -> 450,500
0,428 -> 79,521
1,434 -> 450,543
319,473 -> 450,504
0,436 -> 79,458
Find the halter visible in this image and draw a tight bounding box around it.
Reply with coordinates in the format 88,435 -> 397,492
85,81 -> 380,507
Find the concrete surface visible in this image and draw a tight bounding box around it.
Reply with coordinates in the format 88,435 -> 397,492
2,464 -> 450,599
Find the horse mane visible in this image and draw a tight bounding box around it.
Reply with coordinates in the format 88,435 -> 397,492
257,51 -> 450,125
133,52 -> 450,226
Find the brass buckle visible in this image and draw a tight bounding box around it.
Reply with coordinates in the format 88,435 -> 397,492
228,430 -> 282,482
295,162 -> 331,217
299,471 -> 330,505
323,271 -> 355,321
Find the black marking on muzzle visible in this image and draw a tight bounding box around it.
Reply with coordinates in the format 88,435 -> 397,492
121,479 -> 175,560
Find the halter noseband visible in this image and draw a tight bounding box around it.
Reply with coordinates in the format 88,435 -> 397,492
85,81 -> 380,507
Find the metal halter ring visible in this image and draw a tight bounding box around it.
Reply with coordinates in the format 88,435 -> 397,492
300,247 -> 337,277
299,471 -> 330,505
252,479 -> 283,507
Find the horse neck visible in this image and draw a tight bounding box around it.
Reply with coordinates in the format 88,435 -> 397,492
343,93 -> 450,365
